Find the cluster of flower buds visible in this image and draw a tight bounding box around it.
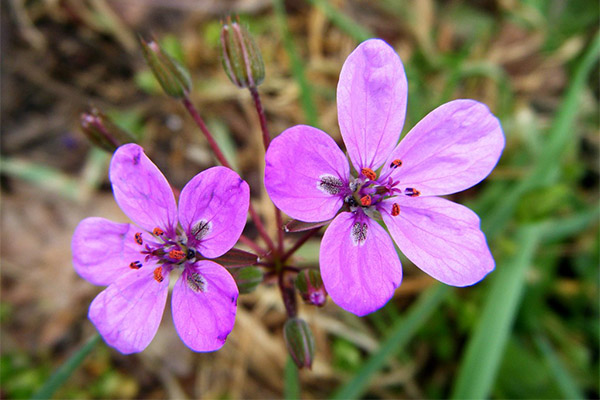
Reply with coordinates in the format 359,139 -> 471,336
80,107 -> 136,152
140,37 -> 192,99
219,16 -> 265,89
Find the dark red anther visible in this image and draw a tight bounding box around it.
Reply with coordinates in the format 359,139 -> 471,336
169,250 -> 185,260
404,188 -> 421,197
391,203 -> 400,216
390,159 -> 403,169
129,260 -> 142,269
360,194 -> 372,206
153,227 -> 164,236
361,168 -> 377,181
153,267 -> 164,283
134,232 -> 143,245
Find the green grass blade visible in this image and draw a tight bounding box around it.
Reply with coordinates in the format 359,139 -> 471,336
450,225 -> 543,399
284,356 -> 301,399
534,334 -> 585,400
31,334 -> 101,399
482,32 -> 600,239
306,0 -> 373,42
331,284 -> 449,399
272,0 -> 319,127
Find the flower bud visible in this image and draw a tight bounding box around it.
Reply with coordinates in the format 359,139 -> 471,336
220,17 -> 265,88
295,269 -> 327,307
283,318 -> 315,369
231,266 -> 263,294
80,107 -> 135,152
140,37 -> 192,98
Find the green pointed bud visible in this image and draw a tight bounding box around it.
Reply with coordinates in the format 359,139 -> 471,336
231,266 -> 263,294
295,269 -> 327,307
284,318 -> 315,369
80,107 -> 135,152
220,17 -> 265,88
140,37 -> 192,98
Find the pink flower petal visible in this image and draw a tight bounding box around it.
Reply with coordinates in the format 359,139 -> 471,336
319,212 -> 402,316
72,217 -> 144,286
382,100 -> 504,196
337,39 -> 408,171
265,125 -> 350,222
382,196 -> 494,286
88,266 -> 169,354
109,144 -> 178,236
178,167 -> 249,258
171,261 -> 238,352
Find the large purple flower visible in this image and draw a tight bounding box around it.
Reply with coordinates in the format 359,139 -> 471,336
265,39 -> 504,316
72,144 -> 249,353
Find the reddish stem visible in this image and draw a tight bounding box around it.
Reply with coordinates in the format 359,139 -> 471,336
249,87 -> 285,254
281,227 -> 322,263
181,95 -> 275,252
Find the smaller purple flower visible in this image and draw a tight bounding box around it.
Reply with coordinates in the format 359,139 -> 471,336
264,39 -> 505,316
72,144 -> 249,353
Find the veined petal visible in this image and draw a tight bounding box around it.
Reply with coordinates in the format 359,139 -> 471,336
382,196 -> 494,286
110,144 -> 178,236
382,100 -> 504,196
72,217 -> 144,286
88,265 -> 169,354
265,125 -> 350,222
172,261 -> 238,352
337,39 -> 407,171
179,167 -> 249,258
319,212 -> 402,316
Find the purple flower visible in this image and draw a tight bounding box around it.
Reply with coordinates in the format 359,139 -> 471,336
264,39 -> 504,316
72,144 -> 249,353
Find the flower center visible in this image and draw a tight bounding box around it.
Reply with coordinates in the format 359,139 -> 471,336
128,228 -> 198,282
342,159 -> 419,217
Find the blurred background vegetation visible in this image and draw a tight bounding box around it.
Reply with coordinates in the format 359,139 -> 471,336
1,0 -> 598,398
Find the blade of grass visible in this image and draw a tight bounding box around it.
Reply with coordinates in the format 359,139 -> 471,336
482,33 -> 600,239
0,156 -> 81,201
272,0 -> 319,127
534,334 -> 585,400
450,225 -> 543,399
331,284 -> 449,399
31,334 -> 101,399
306,0 -> 373,42
284,356 -> 301,399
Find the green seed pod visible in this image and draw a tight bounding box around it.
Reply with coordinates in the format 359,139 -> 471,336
283,318 -> 315,369
231,266 -> 263,294
220,17 -> 265,88
80,107 -> 136,152
140,38 -> 192,98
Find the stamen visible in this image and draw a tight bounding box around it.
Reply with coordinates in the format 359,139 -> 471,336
404,188 -> 421,197
391,203 -> 400,216
129,261 -> 142,269
169,250 -> 185,260
153,267 -> 164,283
390,159 -> 403,169
153,227 -> 164,236
361,168 -> 377,181
134,232 -> 143,245
360,194 -> 372,206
